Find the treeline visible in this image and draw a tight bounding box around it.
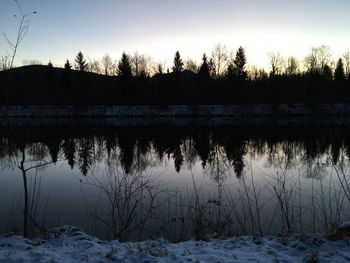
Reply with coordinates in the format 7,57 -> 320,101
1,45 -> 350,105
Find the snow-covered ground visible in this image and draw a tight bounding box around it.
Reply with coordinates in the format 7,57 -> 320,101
1,226 -> 350,263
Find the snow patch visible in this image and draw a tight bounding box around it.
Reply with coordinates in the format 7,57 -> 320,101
1,226 -> 350,262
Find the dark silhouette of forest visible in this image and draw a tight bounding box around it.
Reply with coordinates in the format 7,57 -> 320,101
1,47 -> 350,105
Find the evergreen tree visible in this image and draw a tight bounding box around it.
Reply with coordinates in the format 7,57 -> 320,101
63,59 -> 72,92
322,64 -> 333,81
233,46 -> 247,80
64,59 -> 72,70
199,53 -> 210,78
226,63 -> 235,79
117,52 -> 132,78
48,61 -> 53,67
334,58 -> 346,82
172,51 -> 183,74
75,51 -> 88,71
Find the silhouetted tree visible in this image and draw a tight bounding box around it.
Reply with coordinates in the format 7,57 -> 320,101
156,63 -> 163,74
118,52 -> 132,78
233,46 -> 247,80
62,59 -> 72,94
64,59 -> 72,70
322,64 -> 333,81
0,55 -> 11,71
198,53 -> 210,79
75,51 -> 88,71
343,51 -> 350,78
334,58 -> 346,82
184,58 -> 198,72
47,60 -> 54,100
101,54 -> 114,76
305,45 -> 332,74
172,51 -> 183,74
286,56 -> 298,76
226,63 -> 235,79
88,58 -> 101,74
131,51 -> 149,77
3,1 -> 37,69
211,44 -> 228,78
268,52 -> 285,76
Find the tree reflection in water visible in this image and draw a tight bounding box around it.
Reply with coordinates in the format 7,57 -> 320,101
0,125 -> 350,240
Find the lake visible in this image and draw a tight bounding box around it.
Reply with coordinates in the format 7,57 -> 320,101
1,120 -> 350,242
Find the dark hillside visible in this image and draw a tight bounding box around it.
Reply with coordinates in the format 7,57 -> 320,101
0,65 -> 118,105
0,65 -> 350,105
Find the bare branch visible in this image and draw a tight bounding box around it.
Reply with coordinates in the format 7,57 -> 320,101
2,0 -> 37,68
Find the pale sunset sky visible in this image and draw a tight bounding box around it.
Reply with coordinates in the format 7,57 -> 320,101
1,0 -> 350,69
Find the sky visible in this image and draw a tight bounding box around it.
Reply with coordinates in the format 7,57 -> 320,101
1,0 -> 350,69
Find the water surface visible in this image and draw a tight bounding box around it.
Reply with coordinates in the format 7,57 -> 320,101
1,122 -> 350,241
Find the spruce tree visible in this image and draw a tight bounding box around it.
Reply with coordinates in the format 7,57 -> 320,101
172,51 -> 183,74
64,59 -> 72,70
75,51 -> 87,71
334,58 -> 346,82
117,52 -> 132,78
199,53 -> 210,78
227,64 -> 235,79
322,64 -> 333,81
233,46 -> 247,80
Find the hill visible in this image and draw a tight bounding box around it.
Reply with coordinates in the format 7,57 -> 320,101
0,65 -> 350,105
0,65 -> 117,105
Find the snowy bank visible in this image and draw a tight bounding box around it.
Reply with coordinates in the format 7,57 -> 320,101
2,104 -> 350,127
1,226 -> 350,263
2,104 -> 350,117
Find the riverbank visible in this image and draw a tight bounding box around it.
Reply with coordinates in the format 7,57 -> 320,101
1,226 -> 350,263
2,104 -> 350,127
2,104 -> 350,117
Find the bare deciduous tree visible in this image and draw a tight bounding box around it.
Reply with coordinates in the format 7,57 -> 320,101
248,66 -> 268,81
268,52 -> 285,76
82,160 -> 163,241
110,59 -> 118,76
101,54 -> 114,76
0,55 -> 11,71
87,58 -> 101,74
131,51 -> 151,77
343,51 -> 350,78
184,58 -> 198,72
305,45 -> 333,74
211,44 -> 229,78
2,0 -> 37,68
286,56 -> 299,76
22,59 -> 41,66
